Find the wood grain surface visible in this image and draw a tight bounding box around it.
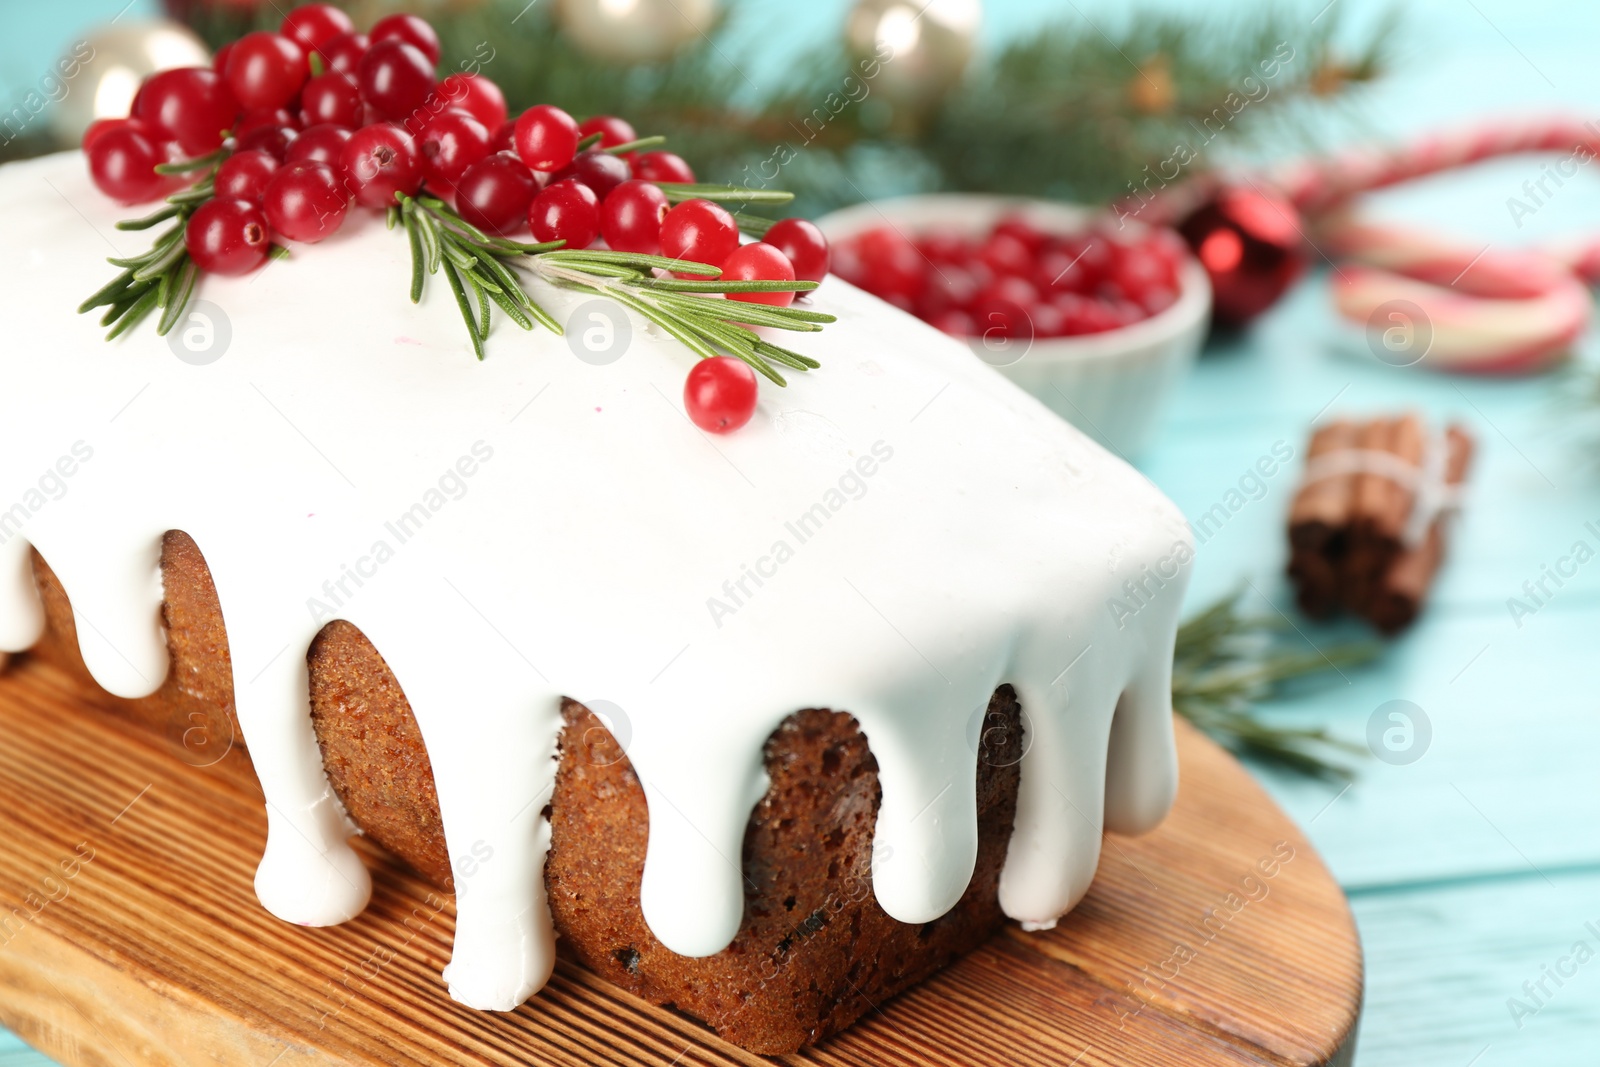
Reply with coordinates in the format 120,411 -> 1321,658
0,652 -> 1361,1066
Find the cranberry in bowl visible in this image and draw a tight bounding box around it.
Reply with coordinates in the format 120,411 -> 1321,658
816,194 -> 1211,459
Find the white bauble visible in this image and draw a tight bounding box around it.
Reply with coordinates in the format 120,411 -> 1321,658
554,0 -> 719,64
47,20 -> 211,145
845,0 -> 981,108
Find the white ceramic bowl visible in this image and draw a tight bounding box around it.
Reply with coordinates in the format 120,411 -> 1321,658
816,194 -> 1212,459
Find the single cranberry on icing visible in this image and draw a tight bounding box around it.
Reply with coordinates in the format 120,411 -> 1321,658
684,356 -> 759,433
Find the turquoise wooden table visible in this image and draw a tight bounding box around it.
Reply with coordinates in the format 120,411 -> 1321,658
6,0 -> 1600,1064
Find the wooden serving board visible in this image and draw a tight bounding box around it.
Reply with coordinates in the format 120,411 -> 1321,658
0,652 -> 1361,1067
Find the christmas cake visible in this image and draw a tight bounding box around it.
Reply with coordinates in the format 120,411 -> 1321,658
0,125 -> 1191,1058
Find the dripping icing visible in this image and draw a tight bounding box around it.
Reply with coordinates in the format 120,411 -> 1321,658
0,152 -> 1190,1009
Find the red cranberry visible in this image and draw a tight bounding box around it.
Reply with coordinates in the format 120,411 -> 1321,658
456,153 -> 538,236
235,124 -> 297,161
854,227 -> 926,301
224,32 -> 307,112
82,116 -> 146,153
358,39 -> 435,122
551,149 -> 631,200
723,243 -> 796,307
418,108 -> 491,193
660,198 -> 738,276
513,104 -> 579,172
185,198 -> 272,274
599,179 -> 667,253
631,150 -> 694,184
529,179 -> 600,248
339,122 -> 423,208
977,231 -> 1033,277
916,231 -> 971,264
928,309 -> 976,336
234,107 -> 298,137
133,67 -> 238,156
684,356 -> 759,433
992,214 -> 1047,253
214,149 -> 279,204
430,73 -> 508,132
87,125 -> 176,203
761,218 -> 830,283
317,32 -> 368,76
280,3 -> 355,54
915,264 -> 981,319
576,114 -> 637,148
286,123 -> 352,166
299,71 -> 363,128
370,13 -> 441,66
263,160 -> 348,243
490,120 -> 516,154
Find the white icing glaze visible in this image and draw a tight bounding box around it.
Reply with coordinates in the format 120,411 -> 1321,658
0,151 -> 1192,1009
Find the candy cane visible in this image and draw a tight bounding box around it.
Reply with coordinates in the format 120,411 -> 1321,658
1324,213 -> 1590,374
1254,117 -> 1600,373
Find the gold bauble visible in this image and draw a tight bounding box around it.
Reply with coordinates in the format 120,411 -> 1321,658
1128,55 -> 1175,115
47,20 -> 211,146
845,0 -> 981,108
554,0 -> 719,64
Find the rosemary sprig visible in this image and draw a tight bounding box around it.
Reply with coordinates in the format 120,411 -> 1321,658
77,152 -> 227,341
398,195 -> 834,380
1172,588 -> 1379,780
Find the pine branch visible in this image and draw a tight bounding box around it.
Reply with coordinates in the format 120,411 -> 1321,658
1172,587 -> 1379,780
431,0 -> 1393,216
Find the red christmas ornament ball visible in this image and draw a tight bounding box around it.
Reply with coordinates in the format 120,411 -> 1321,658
1177,185 -> 1306,328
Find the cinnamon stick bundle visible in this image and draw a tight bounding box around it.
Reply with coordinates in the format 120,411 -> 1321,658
1286,414 -> 1474,634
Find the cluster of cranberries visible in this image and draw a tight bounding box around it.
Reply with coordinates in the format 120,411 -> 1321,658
80,4 -> 839,434
833,217 -> 1189,340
